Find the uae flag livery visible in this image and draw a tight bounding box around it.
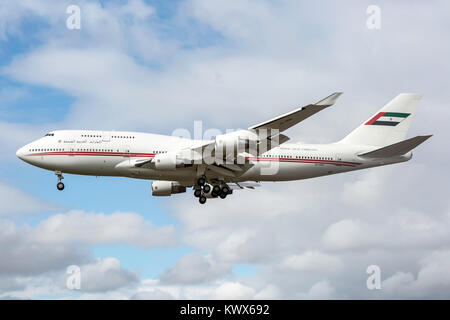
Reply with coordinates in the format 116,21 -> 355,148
365,112 -> 411,126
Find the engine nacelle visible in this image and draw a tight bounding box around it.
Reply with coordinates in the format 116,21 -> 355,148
151,181 -> 186,196
152,153 -> 188,170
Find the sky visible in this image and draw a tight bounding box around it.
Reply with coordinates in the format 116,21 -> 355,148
0,0 -> 449,299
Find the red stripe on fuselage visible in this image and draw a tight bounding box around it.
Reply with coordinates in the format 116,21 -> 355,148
246,156 -> 361,167
26,152 -> 362,167
27,151 -> 155,157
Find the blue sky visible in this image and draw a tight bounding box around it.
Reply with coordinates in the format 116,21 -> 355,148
0,0 -> 449,299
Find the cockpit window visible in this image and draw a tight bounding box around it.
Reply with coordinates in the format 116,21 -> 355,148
44,133 -> 55,136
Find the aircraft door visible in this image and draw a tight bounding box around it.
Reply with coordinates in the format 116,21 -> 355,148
122,145 -> 130,159
335,153 -> 342,166
102,131 -> 110,142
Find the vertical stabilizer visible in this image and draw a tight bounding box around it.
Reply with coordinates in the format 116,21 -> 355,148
339,93 -> 422,146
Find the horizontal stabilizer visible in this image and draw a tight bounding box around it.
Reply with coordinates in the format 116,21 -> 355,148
359,135 -> 432,158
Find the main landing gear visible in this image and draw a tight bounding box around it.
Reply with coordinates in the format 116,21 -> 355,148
193,176 -> 232,204
55,171 -> 65,191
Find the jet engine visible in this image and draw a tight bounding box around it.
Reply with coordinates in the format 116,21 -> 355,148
151,181 -> 186,196
152,153 -> 189,170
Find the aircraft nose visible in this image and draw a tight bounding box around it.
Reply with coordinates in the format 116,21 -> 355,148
16,146 -> 26,160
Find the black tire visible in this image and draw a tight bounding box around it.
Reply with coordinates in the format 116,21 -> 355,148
197,177 -> 206,186
219,192 -> 227,199
212,185 -> 221,194
203,184 -> 211,193
194,189 -> 202,198
199,196 -> 207,204
57,182 -> 65,191
211,191 -> 219,197
221,186 -> 230,194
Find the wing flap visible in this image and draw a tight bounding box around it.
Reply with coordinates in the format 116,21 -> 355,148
228,181 -> 261,190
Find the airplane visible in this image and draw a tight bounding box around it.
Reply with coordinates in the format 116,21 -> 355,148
16,92 -> 431,204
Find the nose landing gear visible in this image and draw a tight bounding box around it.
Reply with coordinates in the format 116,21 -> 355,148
55,171 -> 64,191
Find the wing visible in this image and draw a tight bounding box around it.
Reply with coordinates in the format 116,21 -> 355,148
249,92 -> 342,133
180,93 -> 343,176
127,93 -> 343,177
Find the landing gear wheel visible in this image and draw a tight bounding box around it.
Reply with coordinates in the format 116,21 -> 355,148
197,177 -> 206,186
212,185 -> 221,194
221,186 -> 230,194
199,196 -> 207,204
55,171 -> 64,191
194,189 -> 202,198
219,192 -> 227,199
203,184 -> 211,193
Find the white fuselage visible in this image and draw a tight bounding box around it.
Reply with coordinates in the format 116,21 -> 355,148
16,130 -> 411,186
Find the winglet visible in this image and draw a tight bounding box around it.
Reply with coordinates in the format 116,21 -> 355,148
315,92 -> 343,106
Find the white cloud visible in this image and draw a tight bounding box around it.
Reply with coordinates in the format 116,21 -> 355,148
281,251 -> 343,273
78,257 -> 138,292
0,256 -> 140,299
0,1 -> 64,40
0,209 -> 176,276
0,121 -> 51,160
0,219 -> 89,276
382,250 -> 450,298
212,282 -> 255,300
300,280 -> 336,300
341,170 -> 385,206
254,284 -> 281,299
35,210 -> 176,248
381,272 -> 415,296
0,181 -> 58,216
160,252 -> 231,284
131,289 -> 175,300
322,219 -> 372,251
0,276 -> 25,292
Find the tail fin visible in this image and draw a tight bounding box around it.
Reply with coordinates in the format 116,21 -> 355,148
358,135 -> 432,158
339,93 -> 422,146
